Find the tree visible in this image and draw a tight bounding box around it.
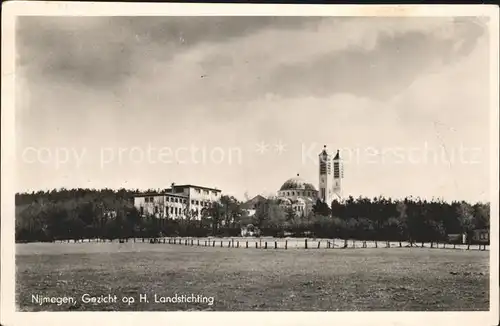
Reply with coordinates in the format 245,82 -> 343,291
284,206 -> 296,223
330,199 -> 343,218
268,202 -> 287,229
313,199 -> 331,217
204,201 -> 224,235
473,202 -> 490,230
456,201 -> 476,248
219,195 -> 243,228
253,200 -> 269,229
395,201 -> 408,246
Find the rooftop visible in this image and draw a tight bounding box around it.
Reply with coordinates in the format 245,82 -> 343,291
171,184 -> 221,192
133,192 -> 188,198
280,174 -> 317,191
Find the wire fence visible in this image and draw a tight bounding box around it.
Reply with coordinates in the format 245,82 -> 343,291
137,236 -> 489,251
52,237 -> 489,251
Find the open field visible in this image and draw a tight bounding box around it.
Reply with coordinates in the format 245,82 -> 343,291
16,241 -> 489,311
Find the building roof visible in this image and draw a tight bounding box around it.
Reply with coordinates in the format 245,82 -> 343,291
133,192 -> 188,198
170,184 -> 221,192
241,195 -> 267,209
279,174 -> 317,191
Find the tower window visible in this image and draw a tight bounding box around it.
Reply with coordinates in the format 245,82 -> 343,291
334,162 -> 340,178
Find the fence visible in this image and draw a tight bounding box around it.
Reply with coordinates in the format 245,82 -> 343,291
143,237 -> 489,251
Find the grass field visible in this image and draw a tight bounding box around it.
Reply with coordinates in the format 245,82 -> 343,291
16,241 -> 489,311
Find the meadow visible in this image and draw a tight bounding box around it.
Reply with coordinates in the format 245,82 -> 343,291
16,240 -> 489,311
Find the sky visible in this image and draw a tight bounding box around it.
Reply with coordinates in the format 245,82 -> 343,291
15,16 -> 492,203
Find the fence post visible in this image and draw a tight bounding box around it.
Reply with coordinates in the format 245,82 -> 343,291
255,242 -> 258,249
265,242 -> 268,249
191,239 -> 193,246
237,241 -> 239,248
305,239 -> 308,249
246,241 -> 248,248
386,241 -> 390,248
375,240 -> 378,248
352,240 -> 355,248
213,241 -> 215,247
275,241 -> 277,249
197,239 -> 199,246
228,241 -> 231,248
285,240 -> 288,249
163,238 -> 166,244
232,239 -> 234,247
317,241 -> 321,249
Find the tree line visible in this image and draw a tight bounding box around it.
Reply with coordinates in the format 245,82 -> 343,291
248,196 -> 489,245
15,188 -> 489,244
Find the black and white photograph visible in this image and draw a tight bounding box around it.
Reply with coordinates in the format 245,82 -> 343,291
1,3 -> 499,326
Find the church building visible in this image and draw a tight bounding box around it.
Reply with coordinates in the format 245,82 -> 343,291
274,145 -> 343,216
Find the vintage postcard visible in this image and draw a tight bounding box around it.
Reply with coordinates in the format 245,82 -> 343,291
1,2 -> 499,326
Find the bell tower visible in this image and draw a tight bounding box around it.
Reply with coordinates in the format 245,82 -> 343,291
318,145 -> 333,204
333,150 -> 343,200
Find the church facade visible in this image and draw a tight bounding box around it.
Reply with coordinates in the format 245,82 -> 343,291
274,145 -> 343,216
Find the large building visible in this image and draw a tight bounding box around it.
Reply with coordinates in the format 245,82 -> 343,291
133,183 -> 221,220
274,145 -> 343,216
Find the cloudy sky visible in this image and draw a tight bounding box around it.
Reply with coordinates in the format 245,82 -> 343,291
16,16 -> 491,202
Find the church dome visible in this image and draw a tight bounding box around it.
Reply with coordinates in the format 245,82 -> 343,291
280,174 -> 317,191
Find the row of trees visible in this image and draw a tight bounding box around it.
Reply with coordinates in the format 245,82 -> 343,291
248,196 -> 489,244
15,188 -> 490,244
